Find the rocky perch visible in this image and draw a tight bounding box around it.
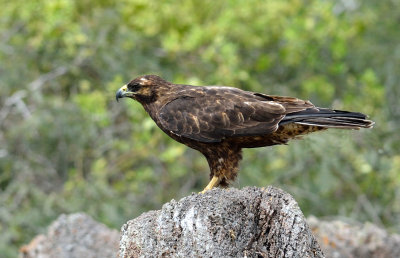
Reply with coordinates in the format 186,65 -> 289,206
120,186 -> 323,257
20,186 -> 400,258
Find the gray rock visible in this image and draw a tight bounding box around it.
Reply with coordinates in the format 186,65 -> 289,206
20,187 -> 400,258
119,186 -> 324,258
20,213 -> 119,258
308,216 -> 400,258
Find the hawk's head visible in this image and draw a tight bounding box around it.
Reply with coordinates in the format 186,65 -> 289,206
116,75 -> 168,103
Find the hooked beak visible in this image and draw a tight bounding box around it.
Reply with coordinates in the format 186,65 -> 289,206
116,84 -> 134,101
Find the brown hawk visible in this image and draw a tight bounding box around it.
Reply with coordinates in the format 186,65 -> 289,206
116,75 -> 374,192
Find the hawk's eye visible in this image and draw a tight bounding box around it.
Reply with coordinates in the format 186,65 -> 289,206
129,83 -> 141,92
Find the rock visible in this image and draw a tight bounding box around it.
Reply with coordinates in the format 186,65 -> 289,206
19,213 -> 119,258
308,216 -> 400,258
119,186 -> 324,258
20,188 -> 400,258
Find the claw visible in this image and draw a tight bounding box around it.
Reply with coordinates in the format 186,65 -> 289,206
199,176 -> 220,194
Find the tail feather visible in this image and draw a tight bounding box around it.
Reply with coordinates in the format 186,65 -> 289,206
280,108 -> 374,129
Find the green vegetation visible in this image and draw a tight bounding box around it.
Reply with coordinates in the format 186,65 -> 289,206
1,0 -> 399,256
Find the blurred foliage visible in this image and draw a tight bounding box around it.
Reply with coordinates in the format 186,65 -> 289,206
1,0 -> 400,256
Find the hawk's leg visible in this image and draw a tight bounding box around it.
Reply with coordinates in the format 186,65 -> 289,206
200,144 -> 242,193
200,176 -> 220,194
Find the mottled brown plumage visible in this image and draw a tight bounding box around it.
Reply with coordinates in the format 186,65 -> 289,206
116,75 -> 374,191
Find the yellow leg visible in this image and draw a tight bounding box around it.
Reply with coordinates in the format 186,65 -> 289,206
199,176 -> 220,194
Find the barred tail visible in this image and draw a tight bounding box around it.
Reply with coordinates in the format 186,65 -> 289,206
280,108 -> 374,129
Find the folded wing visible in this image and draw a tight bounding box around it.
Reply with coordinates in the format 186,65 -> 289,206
158,88 -> 313,142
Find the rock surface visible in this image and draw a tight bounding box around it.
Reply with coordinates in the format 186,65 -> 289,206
19,213 -> 119,258
119,186 -> 324,258
20,187 -> 400,258
309,216 -> 400,258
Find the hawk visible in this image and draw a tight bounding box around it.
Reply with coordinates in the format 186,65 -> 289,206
116,75 -> 374,193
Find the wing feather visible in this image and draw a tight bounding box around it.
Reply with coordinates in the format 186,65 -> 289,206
158,87 -> 291,143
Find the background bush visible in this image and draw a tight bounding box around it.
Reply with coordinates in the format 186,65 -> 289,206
1,0 -> 399,256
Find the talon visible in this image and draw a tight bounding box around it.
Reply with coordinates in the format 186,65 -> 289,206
199,189 -> 207,194
199,176 -> 220,194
